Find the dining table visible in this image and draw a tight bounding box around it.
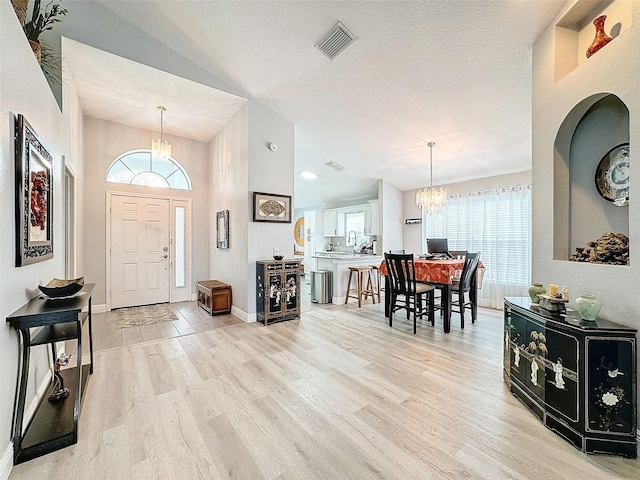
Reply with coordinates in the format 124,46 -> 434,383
377,257 -> 484,333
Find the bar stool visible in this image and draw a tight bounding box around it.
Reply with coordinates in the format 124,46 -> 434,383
365,265 -> 382,303
345,266 -> 375,307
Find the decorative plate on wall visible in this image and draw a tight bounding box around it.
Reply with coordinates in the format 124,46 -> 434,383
595,143 -> 629,206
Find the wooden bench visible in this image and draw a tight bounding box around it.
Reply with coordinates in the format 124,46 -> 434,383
197,280 -> 232,315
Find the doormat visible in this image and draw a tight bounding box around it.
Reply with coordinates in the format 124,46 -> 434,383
116,304 -> 178,328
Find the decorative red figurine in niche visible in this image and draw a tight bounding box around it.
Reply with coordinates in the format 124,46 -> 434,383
586,15 -> 613,58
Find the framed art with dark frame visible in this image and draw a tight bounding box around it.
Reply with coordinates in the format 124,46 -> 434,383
216,210 -> 229,248
252,192 -> 292,223
15,114 -> 54,266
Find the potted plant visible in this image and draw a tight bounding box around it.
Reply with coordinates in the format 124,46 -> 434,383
22,0 -> 68,64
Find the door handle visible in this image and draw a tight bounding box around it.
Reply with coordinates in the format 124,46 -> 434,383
162,255 -> 168,259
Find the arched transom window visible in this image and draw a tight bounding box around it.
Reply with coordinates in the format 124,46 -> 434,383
105,149 -> 192,190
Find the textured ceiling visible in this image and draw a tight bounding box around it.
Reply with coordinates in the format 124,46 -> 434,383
63,39 -> 247,142
76,1 -> 565,209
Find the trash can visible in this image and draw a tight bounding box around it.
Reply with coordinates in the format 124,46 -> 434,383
310,270 -> 332,304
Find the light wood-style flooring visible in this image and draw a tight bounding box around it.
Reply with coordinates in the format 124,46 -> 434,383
9,288 -> 640,479
90,301 -> 242,352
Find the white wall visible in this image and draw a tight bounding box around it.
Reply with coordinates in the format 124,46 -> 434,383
380,180 -> 403,253
247,100 -> 295,317
208,100 -> 294,319
0,4 -> 72,474
402,171 -> 532,254
61,41 -> 86,279
532,1 -> 639,323
532,0 -> 640,429
209,105 -> 250,313
83,118 -> 210,305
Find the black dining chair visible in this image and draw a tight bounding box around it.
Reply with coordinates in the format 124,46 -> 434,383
449,252 -> 480,329
384,253 -> 435,334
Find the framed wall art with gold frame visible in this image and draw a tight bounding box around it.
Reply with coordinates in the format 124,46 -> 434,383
15,114 -> 53,266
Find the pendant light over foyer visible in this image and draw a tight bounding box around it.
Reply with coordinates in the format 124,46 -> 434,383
151,106 -> 171,161
415,142 -> 447,214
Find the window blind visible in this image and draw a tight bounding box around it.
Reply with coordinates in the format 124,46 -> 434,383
422,185 -> 532,308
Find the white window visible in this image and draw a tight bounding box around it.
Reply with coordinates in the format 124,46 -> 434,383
105,149 -> 192,190
423,185 -> 532,308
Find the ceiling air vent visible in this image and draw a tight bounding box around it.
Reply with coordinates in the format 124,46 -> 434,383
315,22 -> 356,60
325,161 -> 345,171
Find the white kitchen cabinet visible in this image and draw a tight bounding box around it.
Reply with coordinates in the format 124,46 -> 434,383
304,210 -> 317,236
323,209 -> 345,236
323,210 -> 337,235
366,200 -> 381,235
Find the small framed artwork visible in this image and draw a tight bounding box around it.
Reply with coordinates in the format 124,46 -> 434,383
216,210 -> 229,248
15,114 -> 54,266
253,192 -> 292,223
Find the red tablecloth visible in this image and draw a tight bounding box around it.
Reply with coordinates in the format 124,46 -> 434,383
378,258 -> 484,286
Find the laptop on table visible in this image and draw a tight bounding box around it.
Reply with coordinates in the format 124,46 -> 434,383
424,238 -> 452,259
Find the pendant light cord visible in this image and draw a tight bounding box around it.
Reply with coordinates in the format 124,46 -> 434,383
428,142 -> 435,188
158,106 -> 166,142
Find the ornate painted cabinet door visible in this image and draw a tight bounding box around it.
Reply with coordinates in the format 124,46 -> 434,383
586,338 -> 636,437
504,297 -> 637,458
256,260 -> 301,325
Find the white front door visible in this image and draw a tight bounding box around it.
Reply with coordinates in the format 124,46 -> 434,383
110,195 -> 170,309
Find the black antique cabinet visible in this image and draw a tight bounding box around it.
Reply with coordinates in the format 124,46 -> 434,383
256,260 -> 300,325
504,297 -> 637,458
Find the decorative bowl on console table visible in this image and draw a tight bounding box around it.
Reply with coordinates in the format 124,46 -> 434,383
39,277 -> 84,298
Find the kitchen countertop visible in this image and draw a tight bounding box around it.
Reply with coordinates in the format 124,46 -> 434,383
313,252 -> 382,261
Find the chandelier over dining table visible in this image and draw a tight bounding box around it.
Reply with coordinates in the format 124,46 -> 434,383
416,142 -> 447,214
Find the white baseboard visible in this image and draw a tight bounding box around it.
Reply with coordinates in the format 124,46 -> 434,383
191,293 -> 197,301
332,296 -> 345,304
92,303 -> 107,314
231,306 -> 256,323
0,441 -> 12,480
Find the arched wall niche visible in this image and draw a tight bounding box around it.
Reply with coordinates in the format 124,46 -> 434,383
553,93 -> 630,263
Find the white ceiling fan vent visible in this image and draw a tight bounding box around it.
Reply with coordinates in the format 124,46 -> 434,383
325,161 -> 345,171
315,22 -> 357,60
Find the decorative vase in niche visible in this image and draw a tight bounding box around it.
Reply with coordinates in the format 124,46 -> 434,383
586,15 -> 612,58
528,283 -> 546,305
575,293 -> 602,320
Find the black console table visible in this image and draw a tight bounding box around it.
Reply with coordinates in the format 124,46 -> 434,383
6,284 -> 95,464
504,297 -> 637,458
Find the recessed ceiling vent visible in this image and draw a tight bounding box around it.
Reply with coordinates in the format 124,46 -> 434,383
325,161 -> 345,171
315,22 -> 356,60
